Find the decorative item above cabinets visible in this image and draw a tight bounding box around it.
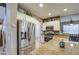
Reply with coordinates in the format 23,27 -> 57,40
43,16 -> 60,22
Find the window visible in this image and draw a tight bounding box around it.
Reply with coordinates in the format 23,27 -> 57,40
63,24 -> 79,42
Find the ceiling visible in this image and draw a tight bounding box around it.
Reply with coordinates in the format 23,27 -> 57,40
19,3 -> 79,19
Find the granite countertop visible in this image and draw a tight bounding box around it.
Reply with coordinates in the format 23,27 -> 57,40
31,34 -> 79,55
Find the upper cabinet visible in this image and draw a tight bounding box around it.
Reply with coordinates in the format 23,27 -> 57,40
42,17 -> 60,31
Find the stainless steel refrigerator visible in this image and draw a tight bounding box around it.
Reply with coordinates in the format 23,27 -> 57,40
17,20 -> 35,55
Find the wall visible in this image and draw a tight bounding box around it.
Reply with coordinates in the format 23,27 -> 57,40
60,14 -> 79,22
17,12 -> 42,49
3,3 -> 17,55
43,20 -> 60,31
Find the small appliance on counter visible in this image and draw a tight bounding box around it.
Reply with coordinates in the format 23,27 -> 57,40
43,26 -> 54,42
59,40 -> 65,48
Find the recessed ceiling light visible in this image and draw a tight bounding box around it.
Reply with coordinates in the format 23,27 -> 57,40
39,3 -> 43,7
64,8 -> 67,11
48,13 -> 51,16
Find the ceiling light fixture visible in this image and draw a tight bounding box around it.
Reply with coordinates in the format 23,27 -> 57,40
70,16 -> 74,26
48,13 -> 51,16
39,3 -> 43,7
64,8 -> 67,11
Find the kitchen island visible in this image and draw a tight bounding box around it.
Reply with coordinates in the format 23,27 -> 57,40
31,34 -> 79,55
